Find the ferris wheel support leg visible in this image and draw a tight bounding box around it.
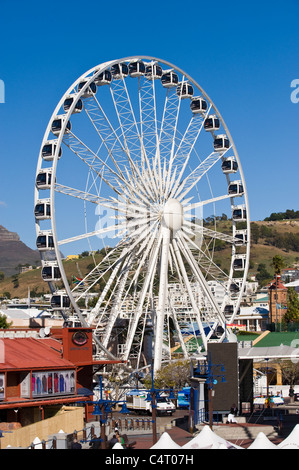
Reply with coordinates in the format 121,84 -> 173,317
153,226 -> 170,373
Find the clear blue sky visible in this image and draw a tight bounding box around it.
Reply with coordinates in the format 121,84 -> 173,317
0,0 -> 298,250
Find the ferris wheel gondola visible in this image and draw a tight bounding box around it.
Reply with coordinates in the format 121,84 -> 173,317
34,56 -> 250,373
36,169 -> 53,189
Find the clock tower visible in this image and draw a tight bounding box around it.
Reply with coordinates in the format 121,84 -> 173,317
52,327 -> 94,364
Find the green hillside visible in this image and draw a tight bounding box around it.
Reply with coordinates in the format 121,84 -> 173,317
0,217 -> 298,300
0,251 -> 106,299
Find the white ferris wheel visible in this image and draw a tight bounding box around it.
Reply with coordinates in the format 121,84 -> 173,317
34,56 -> 250,373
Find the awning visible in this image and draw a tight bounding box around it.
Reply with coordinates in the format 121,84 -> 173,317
238,344 -> 299,360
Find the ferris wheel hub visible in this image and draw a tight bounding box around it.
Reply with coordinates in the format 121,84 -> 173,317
163,198 -> 184,232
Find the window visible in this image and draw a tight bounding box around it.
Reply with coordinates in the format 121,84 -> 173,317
32,370 -> 75,397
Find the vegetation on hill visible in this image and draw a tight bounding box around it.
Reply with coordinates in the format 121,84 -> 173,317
264,209 -> 299,221
251,221 -> 299,252
0,211 -> 298,300
0,250 -> 107,299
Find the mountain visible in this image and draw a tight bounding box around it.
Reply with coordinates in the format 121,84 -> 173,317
0,225 -> 40,277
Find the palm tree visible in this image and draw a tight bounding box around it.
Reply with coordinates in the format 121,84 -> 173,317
271,255 -> 285,275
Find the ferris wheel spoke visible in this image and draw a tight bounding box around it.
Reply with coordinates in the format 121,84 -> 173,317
75,213 -> 157,289
130,223 -> 160,282
91,221 -> 160,329
167,104 -> 212,199
88,253 -> 127,326
109,197 -> 151,218
171,237 -> 208,353
168,304 -> 189,359
54,183 -> 112,206
162,80 -> 193,195
84,94 -> 149,191
158,86 -> 182,199
110,78 -> 143,161
183,219 -> 239,244
77,219 -> 159,305
101,255 -> 133,348
139,71 -> 159,163
179,229 -> 230,283
84,94 -> 130,162
174,147 -> 231,202
176,233 -> 227,324
62,131 -> 129,194
57,225 -> 119,246
158,86 -> 181,164
69,243 -> 127,300
110,77 -> 160,200
64,128 -> 154,206
122,165 -> 157,204
73,242 -> 133,298
184,193 -> 232,211
113,215 -> 157,239
109,222 -> 160,309
136,75 -> 161,198
154,226 -> 171,367
123,229 -> 163,361
138,70 -> 166,201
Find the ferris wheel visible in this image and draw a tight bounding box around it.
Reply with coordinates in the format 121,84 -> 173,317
34,56 -> 250,372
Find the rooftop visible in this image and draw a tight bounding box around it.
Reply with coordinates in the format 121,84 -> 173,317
0,336 -> 74,370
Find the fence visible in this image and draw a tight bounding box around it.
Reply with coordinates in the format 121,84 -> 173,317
0,406 -> 84,448
268,322 -> 299,332
15,417 -> 154,449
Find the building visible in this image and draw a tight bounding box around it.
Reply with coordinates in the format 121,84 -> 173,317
235,306 -> 269,331
281,268 -> 299,283
0,327 -> 123,428
284,279 -> 299,294
268,275 -> 288,324
66,255 -> 80,261
0,305 -> 62,329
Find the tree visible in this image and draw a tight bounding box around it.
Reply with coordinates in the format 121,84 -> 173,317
284,287 -> 299,322
256,264 -> 272,286
0,313 -> 12,329
80,251 -> 89,258
88,296 -> 99,308
280,360 -> 299,388
250,223 -> 260,244
145,360 -> 191,390
12,275 -> 19,289
271,255 -> 285,275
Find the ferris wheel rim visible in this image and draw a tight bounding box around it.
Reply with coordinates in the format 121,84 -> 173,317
35,55 -> 250,369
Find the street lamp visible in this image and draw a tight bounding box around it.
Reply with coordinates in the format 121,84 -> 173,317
88,375 -> 130,449
87,366 -> 176,448
143,360 -> 179,445
193,354 -> 226,429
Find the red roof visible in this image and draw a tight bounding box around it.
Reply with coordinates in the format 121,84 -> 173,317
268,278 -> 287,290
0,337 -> 74,371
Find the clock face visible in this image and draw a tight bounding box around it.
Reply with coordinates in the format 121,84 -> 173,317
72,330 -> 88,346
